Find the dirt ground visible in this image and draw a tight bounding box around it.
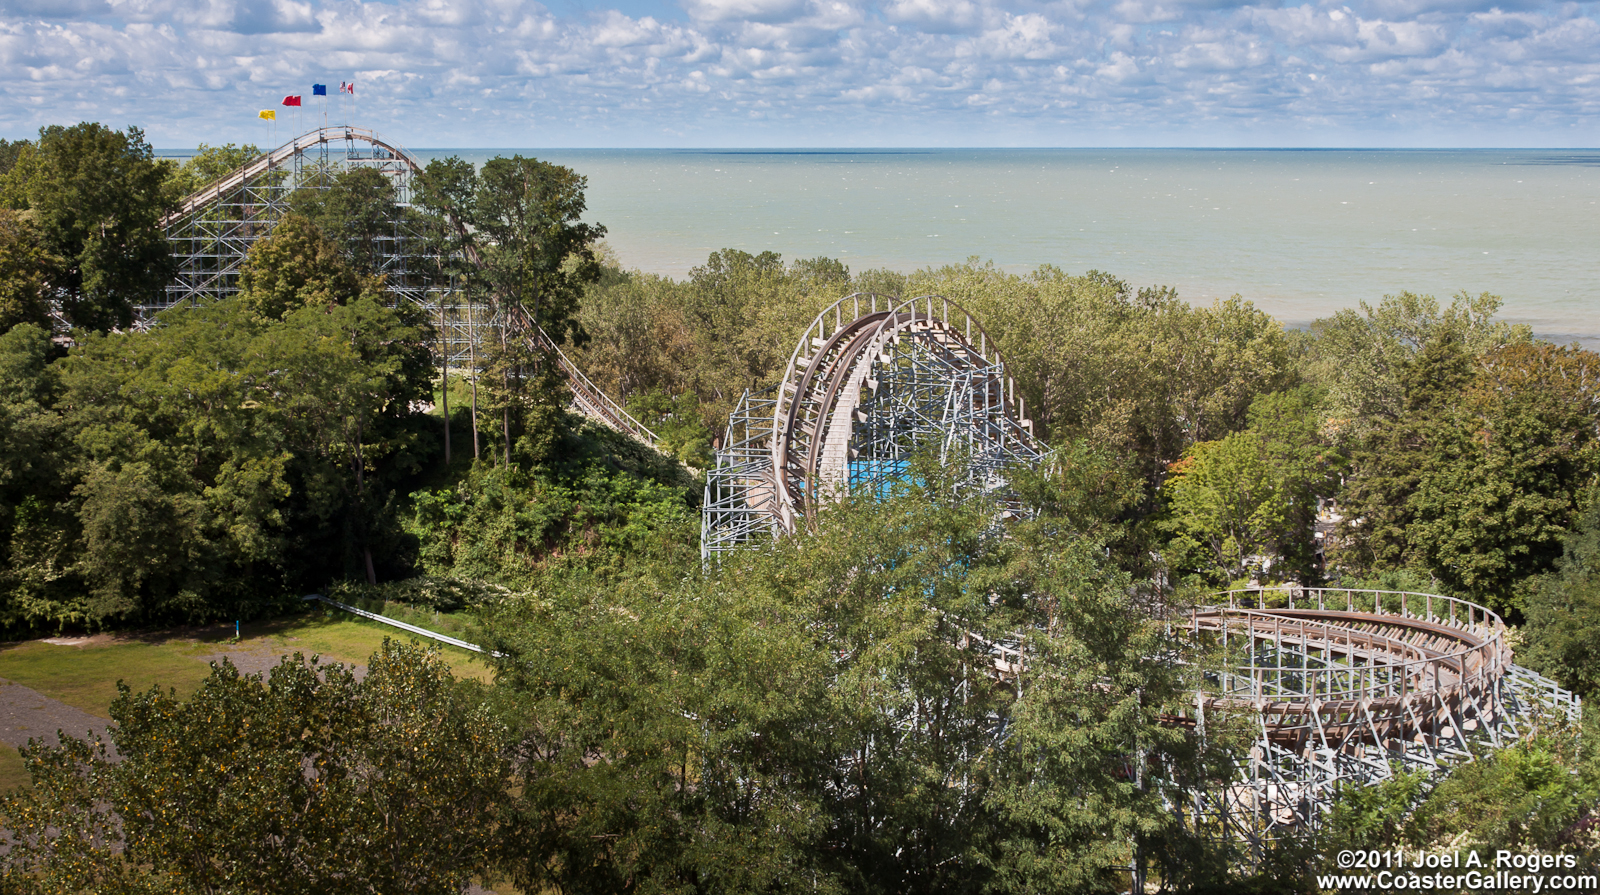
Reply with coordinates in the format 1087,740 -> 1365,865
0,639 -> 370,757
0,678 -> 114,754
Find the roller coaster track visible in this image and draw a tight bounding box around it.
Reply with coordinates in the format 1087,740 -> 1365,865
703,292 -> 1043,556
1171,585 -> 1579,843
702,298 -> 1582,852
160,126 -> 659,448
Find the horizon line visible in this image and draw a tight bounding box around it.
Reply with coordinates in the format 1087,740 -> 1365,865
151,144 -> 1600,154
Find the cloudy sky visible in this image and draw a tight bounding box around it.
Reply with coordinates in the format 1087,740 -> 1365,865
1,0 -> 1597,147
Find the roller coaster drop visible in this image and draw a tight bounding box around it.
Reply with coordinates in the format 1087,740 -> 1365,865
701,294 -> 1581,852
156,126 -> 659,446
166,132 -> 1579,856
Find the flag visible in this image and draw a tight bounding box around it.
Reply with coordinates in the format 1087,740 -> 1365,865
259,110 -> 276,120
341,81 -> 355,95
283,95 -> 302,106
312,84 -> 327,96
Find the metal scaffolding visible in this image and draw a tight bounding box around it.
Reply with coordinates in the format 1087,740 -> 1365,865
701,292 -> 1044,558
157,126 -> 657,446
155,125 -> 482,367
1171,587 -> 1580,853
701,296 -> 1582,862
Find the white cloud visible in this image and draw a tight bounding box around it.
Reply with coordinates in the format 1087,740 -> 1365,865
0,0 -> 1596,145
884,0 -> 983,33
681,0 -> 809,23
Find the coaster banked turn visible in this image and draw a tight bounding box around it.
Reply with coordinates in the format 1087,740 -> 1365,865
699,295 -> 1580,849
163,134 -> 1579,851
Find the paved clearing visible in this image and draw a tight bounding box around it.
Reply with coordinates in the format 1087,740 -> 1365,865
0,678 -> 114,754
0,639 -> 373,759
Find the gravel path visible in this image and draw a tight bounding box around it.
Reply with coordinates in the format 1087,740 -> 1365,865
196,647 -> 368,681
0,678 -> 114,755
0,642 -> 368,760
2,647 -> 490,892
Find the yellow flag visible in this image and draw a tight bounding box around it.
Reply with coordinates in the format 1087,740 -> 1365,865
259,110 -> 276,121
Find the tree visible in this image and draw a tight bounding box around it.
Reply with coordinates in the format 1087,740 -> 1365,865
1163,432 -> 1293,584
462,156 -> 604,463
1306,290 -> 1531,440
0,138 -> 28,179
44,230 -> 430,622
0,123 -> 174,332
1335,336 -> 1600,612
470,155 -> 605,345
908,262 -> 1296,492
1161,388 -> 1336,585
0,323 -> 74,632
480,460 -> 1202,894
289,166 -> 402,276
1407,735 -> 1596,863
163,142 -> 260,200
0,640 -> 509,895
1524,499 -> 1600,699
235,211 -> 369,320
572,249 -> 887,444
0,209 -> 58,333
266,295 -> 434,585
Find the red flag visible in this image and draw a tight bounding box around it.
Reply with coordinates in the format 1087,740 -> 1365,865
282,95 -> 302,106
340,81 -> 354,95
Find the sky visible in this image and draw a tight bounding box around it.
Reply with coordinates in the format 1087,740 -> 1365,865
1,0 -> 1598,147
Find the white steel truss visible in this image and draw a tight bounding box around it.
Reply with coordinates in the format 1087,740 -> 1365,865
158,126 -> 658,446
702,292 -> 1043,558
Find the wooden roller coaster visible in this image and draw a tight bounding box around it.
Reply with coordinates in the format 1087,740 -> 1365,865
159,135 -> 1580,851
702,298 -> 1582,852
157,126 -> 659,447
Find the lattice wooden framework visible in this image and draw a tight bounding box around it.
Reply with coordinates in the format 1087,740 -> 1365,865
702,296 -> 1582,867
702,292 -> 1043,557
1172,586 -> 1580,854
156,126 -> 657,446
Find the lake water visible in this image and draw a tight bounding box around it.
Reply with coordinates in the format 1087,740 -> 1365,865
429,148 -> 1600,345
168,145 -> 1600,343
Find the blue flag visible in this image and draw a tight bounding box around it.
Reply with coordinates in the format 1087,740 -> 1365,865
312,84 -> 327,96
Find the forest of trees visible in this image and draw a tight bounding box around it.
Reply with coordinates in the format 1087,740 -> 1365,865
1,122 -> 1599,892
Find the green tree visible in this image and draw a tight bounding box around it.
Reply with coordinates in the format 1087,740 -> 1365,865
1306,290 -> 1531,440
470,155 -> 605,345
481,461 -> 1201,895
627,389 -> 713,468
264,295 -> 434,585
908,262 -> 1295,490
235,211 -> 369,320
1331,331 -> 1475,581
1162,431 -> 1294,584
416,155 -> 608,464
1161,388 -> 1335,585
0,138 -> 28,179
0,209 -> 58,333
0,123 -> 175,332
1408,734 -> 1597,863
0,323 -> 74,632
289,166 -> 402,276
40,241 -> 430,624
1336,336 -> 1600,612
163,142 -> 260,200
1525,499 -> 1600,699
0,640 -> 508,895
0,734 -> 174,894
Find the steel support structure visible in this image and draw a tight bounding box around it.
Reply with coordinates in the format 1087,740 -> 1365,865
703,298 -> 1582,864
1171,587 -> 1581,854
157,126 -> 657,446
701,292 -> 1043,558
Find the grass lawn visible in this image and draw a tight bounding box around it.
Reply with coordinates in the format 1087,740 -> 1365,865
0,606 -> 494,721
0,743 -> 28,793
